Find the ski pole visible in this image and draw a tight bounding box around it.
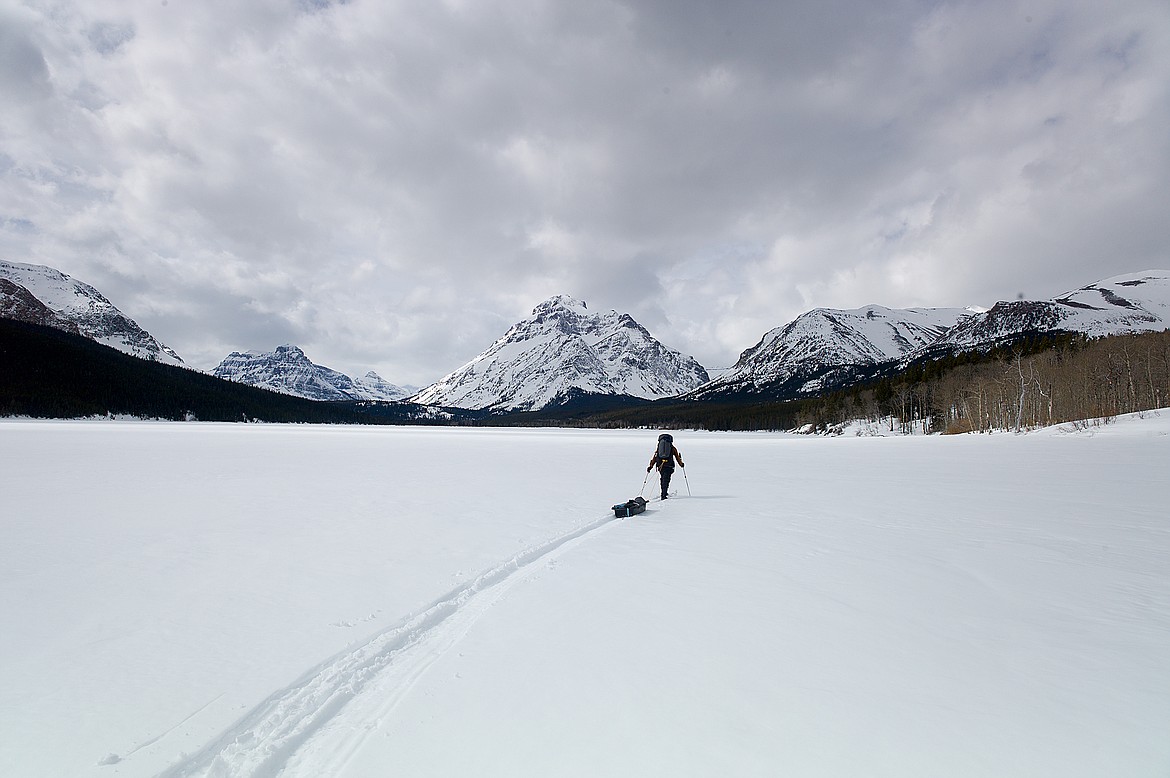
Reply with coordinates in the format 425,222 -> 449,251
682,466 -> 691,496
639,468 -> 650,497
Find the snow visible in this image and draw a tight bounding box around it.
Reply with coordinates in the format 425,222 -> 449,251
0,261 -> 110,321
351,372 -> 413,402
211,347 -> 413,402
411,295 -> 708,410
698,270 -> 1170,399
700,304 -> 970,396
2,415 -> 1169,777
936,270 -> 1170,353
1052,269 -> 1170,335
0,260 -> 184,365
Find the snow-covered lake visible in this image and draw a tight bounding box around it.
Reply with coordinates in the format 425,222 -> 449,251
2,416 -> 1168,777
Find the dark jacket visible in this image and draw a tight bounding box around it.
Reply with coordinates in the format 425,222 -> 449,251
648,445 -> 684,471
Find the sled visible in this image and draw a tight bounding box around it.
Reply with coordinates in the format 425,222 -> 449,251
612,496 -> 647,518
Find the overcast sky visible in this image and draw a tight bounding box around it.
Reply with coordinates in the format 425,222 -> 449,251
2,0 -> 1168,385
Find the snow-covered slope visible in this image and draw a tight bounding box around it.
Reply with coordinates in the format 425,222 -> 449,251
411,295 -> 710,411
931,270 -> 1170,352
694,305 -> 971,398
213,345 -> 411,402
0,260 -> 183,364
0,278 -> 83,334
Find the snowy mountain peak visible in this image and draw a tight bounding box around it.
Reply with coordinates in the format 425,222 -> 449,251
527,295 -> 597,336
535,294 -> 588,315
273,344 -> 305,358
411,297 -> 709,411
353,371 -> 415,402
694,304 -> 970,398
0,260 -> 183,364
212,346 -> 411,402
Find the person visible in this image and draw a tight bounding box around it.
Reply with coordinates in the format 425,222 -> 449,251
647,433 -> 684,499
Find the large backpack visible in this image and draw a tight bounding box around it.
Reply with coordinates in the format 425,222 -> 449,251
656,433 -> 674,462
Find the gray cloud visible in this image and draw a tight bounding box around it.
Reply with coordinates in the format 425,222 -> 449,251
2,0 -> 1168,384
0,10 -> 52,105
86,21 -> 135,55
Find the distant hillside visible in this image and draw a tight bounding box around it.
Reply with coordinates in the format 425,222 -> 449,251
0,319 -> 465,424
796,329 -> 1170,435
212,345 -> 414,402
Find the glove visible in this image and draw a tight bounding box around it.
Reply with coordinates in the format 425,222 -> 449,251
647,465 -> 653,473
680,462 -> 685,468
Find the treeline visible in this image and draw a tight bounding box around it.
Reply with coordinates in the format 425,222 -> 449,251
523,397 -> 806,432
795,330 -> 1170,434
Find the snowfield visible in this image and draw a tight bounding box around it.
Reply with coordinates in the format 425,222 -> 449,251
2,416 -> 1168,777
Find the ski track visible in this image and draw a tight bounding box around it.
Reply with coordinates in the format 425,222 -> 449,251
155,510 -> 623,778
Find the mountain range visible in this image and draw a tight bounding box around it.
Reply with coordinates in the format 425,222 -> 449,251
694,270 -> 1170,401
2,260 -> 1168,414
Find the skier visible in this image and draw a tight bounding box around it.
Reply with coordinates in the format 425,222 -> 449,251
647,433 -> 684,499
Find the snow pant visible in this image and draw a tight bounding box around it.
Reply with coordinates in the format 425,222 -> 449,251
658,463 -> 674,498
